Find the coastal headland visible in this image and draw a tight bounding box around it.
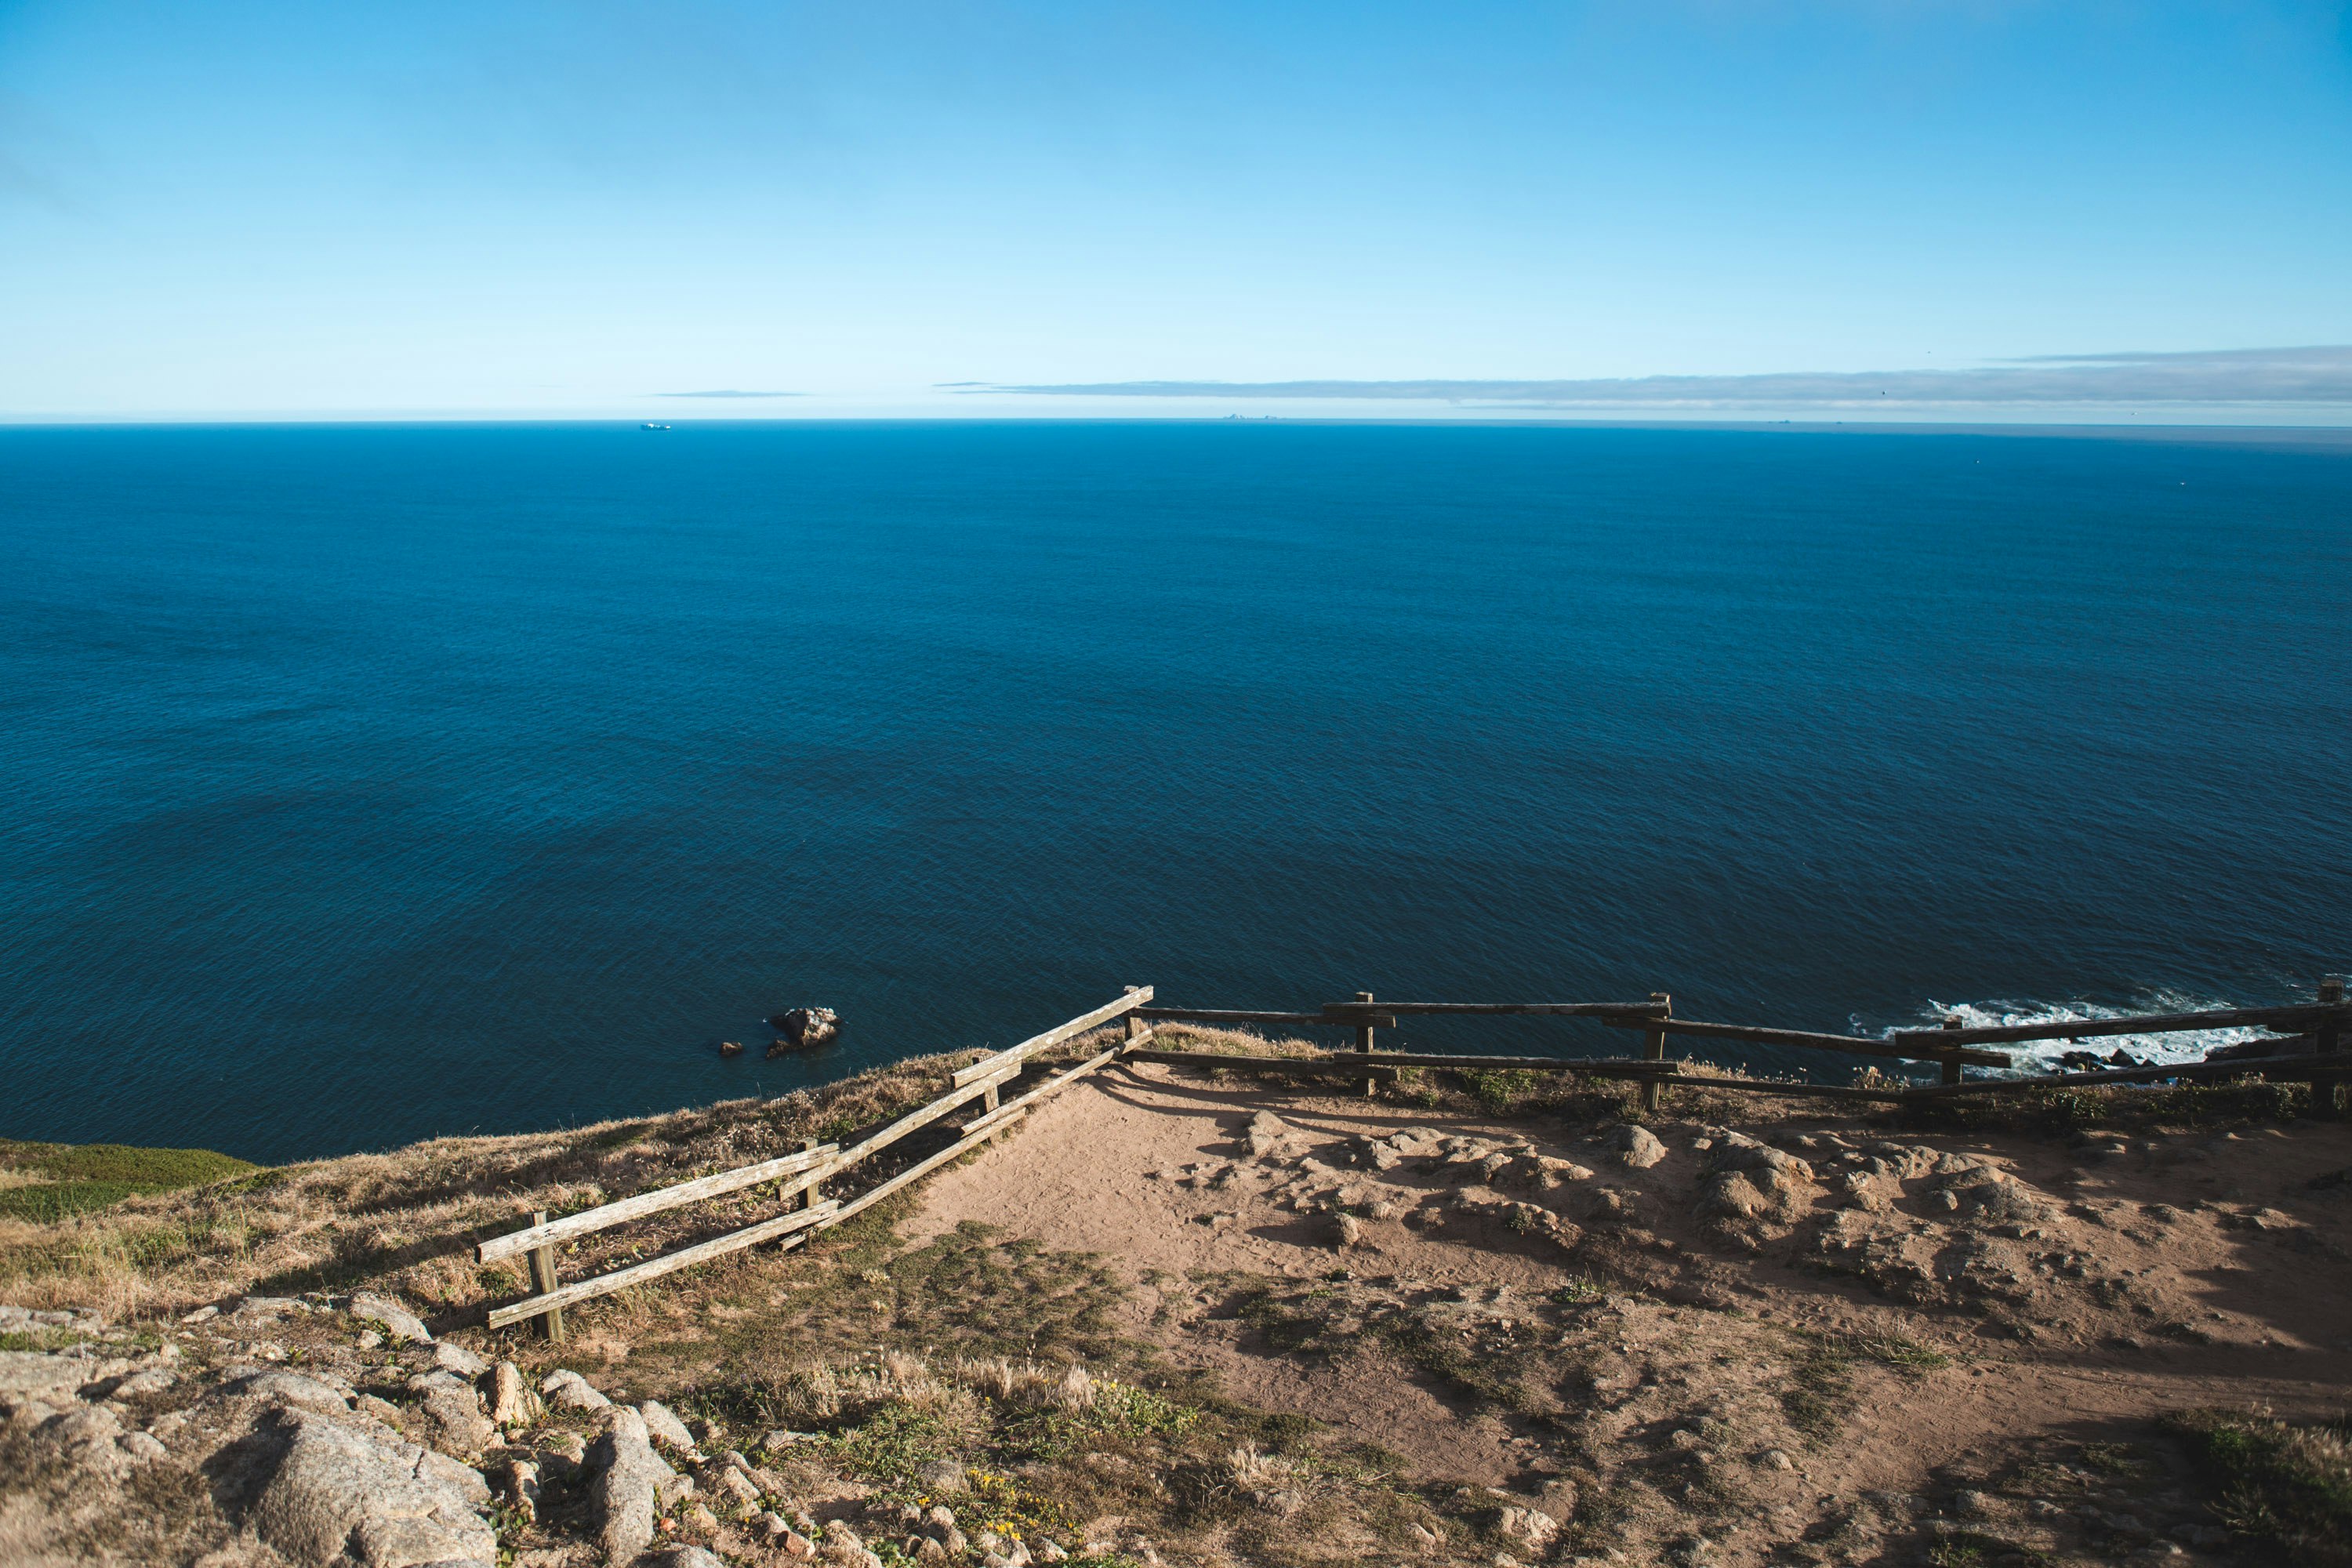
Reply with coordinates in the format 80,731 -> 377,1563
3,1029 -> 2347,1568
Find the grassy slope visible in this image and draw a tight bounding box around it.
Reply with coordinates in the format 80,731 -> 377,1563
0,1138 -> 260,1222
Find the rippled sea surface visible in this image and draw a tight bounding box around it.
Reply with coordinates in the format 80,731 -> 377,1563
2,422 -> 2347,1160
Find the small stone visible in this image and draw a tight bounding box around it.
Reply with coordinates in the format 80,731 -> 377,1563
684,1502 -> 720,1534
645,1548 -> 727,1568
1034,1543 -> 1068,1564
783,1531 -> 818,1559
1953,1489 -> 2000,1517
1497,1506 -> 1561,1552
1334,1213 -> 1364,1248
1760,1449 -> 1795,1472
719,1040 -> 745,1057
354,1330 -> 384,1352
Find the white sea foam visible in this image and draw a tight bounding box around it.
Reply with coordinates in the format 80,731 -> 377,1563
1895,989 -> 2273,1076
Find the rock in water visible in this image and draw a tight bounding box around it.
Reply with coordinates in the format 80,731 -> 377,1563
765,1007 -> 840,1051
719,1040 -> 745,1057
250,1406 -> 495,1567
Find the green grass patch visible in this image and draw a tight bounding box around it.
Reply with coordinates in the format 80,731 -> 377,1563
0,1139 -> 260,1221
2168,1408 -> 2352,1566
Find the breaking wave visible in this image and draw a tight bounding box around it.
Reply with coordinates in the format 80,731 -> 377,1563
1893,989 -> 2274,1076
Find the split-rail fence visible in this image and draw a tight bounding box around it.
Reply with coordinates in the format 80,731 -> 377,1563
477,975 -> 2344,1340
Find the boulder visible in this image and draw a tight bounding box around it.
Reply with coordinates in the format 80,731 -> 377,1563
407,1370 -> 493,1455
543,1367 -> 612,1411
430,1341 -> 489,1378
589,1405 -> 682,1564
348,1292 -> 434,1346
249,1405 -> 495,1568
639,1399 -> 695,1454
1611,1125 -> 1668,1169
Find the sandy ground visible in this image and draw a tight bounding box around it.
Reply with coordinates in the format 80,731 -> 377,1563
906,1060 -> 2352,1504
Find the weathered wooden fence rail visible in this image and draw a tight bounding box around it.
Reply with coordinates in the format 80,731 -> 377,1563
480,986 -> 1153,1337
477,975 -> 2344,1337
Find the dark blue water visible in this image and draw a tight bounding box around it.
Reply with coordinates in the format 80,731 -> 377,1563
2,423 -> 2347,1163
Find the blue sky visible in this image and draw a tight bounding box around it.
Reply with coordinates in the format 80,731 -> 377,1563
3,1 -> 2349,419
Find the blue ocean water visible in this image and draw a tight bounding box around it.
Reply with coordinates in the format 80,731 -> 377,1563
2,422 -> 2347,1163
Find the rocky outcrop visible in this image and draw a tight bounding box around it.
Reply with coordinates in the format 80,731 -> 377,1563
767,1007 -> 841,1053
249,1404 -> 495,1567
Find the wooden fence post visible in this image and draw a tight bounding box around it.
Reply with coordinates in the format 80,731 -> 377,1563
1940,1017 -> 1965,1087
1356,991 -> 1377,1097
801,1139 -> 823,1208
1640,993 -> 1671,1112
527,1210 -> 564,1345
2318,975 -> 2345,1116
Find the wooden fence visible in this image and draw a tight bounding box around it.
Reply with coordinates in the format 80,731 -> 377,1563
477,975 -> 2343,1338
478,987 -> 1156,1338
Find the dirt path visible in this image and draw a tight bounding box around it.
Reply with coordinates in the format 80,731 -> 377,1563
909,1060 -> 2352,1562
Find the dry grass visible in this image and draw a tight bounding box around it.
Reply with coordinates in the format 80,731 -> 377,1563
0,1044 -> 1063,1325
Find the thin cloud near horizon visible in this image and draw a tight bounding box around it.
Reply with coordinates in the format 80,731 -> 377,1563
975,347 -> 2352,407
